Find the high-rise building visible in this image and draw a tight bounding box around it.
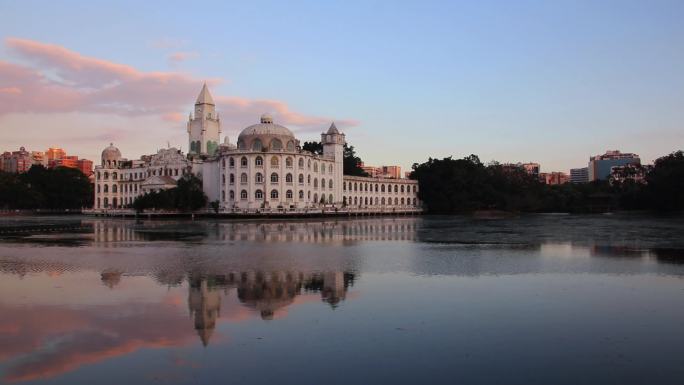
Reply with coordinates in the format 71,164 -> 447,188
45,147 -> 66,162
588,150 -> 640,181
0,147 -> 32,173
540,172 -> 569,185
570,167 -> 589,184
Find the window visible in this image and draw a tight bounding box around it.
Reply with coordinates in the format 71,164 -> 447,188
298,158 -> 304,168
321,178 -> 325,189
307,175 -> 311,184
382,197 -> 386,205
229,157 -> 235,168
286,157 -> 293,168
329,194 -> 333,203
112,185 -> 117,193
343,182 -> 346,191
241,157 -> 248,167
286,190 -> 293,199
381,184 -> 385,192
221,191 -> 225,201
255,156 -> 263,167
271,138 -> 282,151
222,174 -> 225,184
286,173 -> 293,183
395,197 -> 399,205
222,158 -> 226,168
270,189 -> 279,200
314,178 -> 318,188
314,162 -> 318,172
240,190 -> 248,200
241,173 -> 248,184
375,184 -> 379,192
271,172 -> 279,183
255,172 -> 264,184
287,141 -> 295,152
271,156 -> 279,167
401,185 -> 405,193
329,180 -> 333,189
112,172 -> 118,180
328,164 -> 333,174
299,190 -> 304,199
298,174 -> 304,184
255,189 -> 263,199
229,174 -> 235,184
375,197 -> 379,205
307,159 -> 311,169
229,190 -> 235,200
252,139 -> 263,151
97,185 -> 101,193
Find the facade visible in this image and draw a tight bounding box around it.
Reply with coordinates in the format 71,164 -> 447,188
93,145 -> 191,209
588,150 -> 640,181
92,85 -> 420,213
540,172 -> 569,185
570,167 -> 589,184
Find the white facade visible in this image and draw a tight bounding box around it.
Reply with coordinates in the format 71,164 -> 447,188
93,145 -> 191,209
92,85 -> 420,213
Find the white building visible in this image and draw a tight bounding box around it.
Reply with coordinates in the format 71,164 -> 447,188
93,85 -> 420,213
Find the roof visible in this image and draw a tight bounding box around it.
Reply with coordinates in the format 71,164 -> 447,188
327,122 -> 340,134
195,83 -> 215,105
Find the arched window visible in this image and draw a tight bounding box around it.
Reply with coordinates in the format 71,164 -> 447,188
255,189 -> 263,199
255,172 -> 264,184
241,173 -> 248,184
112,185 -> 118,193
395,197 -> 399,205
255,156 -> 263,166
394,185 -> 398,193
270,189 -> 279,200
307,175 -> 311,184
375,184 -> 379,192
314,178 -> 318,188
286,173 -> 293,183
298,158 -> 304,168
354,197 -> 358,205
104,197 -> 109,206
222,174 -> 225,184
314,193 -> 318,203
97,185 -> 101,193
401,198 -> 405,205
299,190 -> 304,199
229,190 -> 235,200
286,190 -> 293,199
270,138 -> 282,151
112,172 -> 118,180
271,156 -> 279,167
307,159 -> 311,169
365,197 -> 368,205
375,197 -> 379,205
329,180 -> 333,189
221,158 -> 226,168
287,141 -> 295,152
314,162 -> 318,172
286,157 -> 293,168
298,174 -> 304,184
343,182 -> 347,191
104,172 -> 109,180
320,195 -> 326,204
329,194 -> 333,203
401,185 -> 405,193
271,173 -> 279,183
328,164 -> 333,174
354,182 -> 358,191
112,198 -> 118,208
308,191 -> 311,200
413,198 -> 417,205
229,174 -> 235,184
252,139 -> 263,151
240,157 -> 248,167
381,197 -> 386,205
229,157 -> 235,167
240,190 -> 248,200
413,185 -> 417,193
321,178 -> 326,189
381,184 -> 385,192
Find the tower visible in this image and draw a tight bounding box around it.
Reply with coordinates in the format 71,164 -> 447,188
187,83 -> 221,155
322,122 -> 345,204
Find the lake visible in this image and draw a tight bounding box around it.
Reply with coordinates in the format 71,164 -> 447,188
1,214 -> 683,385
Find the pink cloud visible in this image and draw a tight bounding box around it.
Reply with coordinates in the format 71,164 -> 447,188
0,37 -> 358,136
168,51 -> 198,64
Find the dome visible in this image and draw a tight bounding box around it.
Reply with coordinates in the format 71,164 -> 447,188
237,114 -> 297,152
101,143 -> 122,167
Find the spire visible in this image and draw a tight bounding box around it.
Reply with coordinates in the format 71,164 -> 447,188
195,83 -> 215,105
327,122 -> 340,134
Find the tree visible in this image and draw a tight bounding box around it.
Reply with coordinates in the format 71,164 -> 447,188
342,143 -> 369,176
302,141 -> 323,155
132,174 -> 208,212
646,150 -> 684,210
0,165 -> 92,210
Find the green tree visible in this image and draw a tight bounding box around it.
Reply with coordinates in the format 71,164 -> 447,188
646,150 -> 684,210
302,141 -> 323,155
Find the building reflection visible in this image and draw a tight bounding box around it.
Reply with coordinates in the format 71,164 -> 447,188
187,270 -> 356,345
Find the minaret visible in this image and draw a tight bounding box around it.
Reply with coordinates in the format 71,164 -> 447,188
187,83 -> 221,155
322,122 -> 345,205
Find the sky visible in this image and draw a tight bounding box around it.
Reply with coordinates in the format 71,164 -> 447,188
1,0 -> 683,173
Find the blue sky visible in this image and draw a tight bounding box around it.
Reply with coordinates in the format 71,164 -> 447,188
1,0 -> 683,172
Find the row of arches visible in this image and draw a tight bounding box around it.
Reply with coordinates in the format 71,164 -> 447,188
97,168 -> 181,181
223,173 -> 333,189
221,189 -> 334,204
222,156 -> 334,174
345,196 -> 417,207
97,184 -> 140,194
343,181 -> 416,194
237,138 -> 296,152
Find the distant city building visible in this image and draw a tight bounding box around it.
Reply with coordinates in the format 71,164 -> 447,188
0,147 -> 32,173
359,163 -> 402,179
521,162 -> 540,176
49,156 -> 94,175
540,172 -> 569,185
609,164 -> 652,185
45,147 -> 66,162
588,150 -> 640,181
570,167 -> 589,184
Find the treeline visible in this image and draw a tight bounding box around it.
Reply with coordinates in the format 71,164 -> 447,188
410,151 -> 684,213
0,166 -> 93,210
132,175 -> 207,212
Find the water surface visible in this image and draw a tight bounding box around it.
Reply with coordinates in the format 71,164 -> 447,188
1,214 -> 683,384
